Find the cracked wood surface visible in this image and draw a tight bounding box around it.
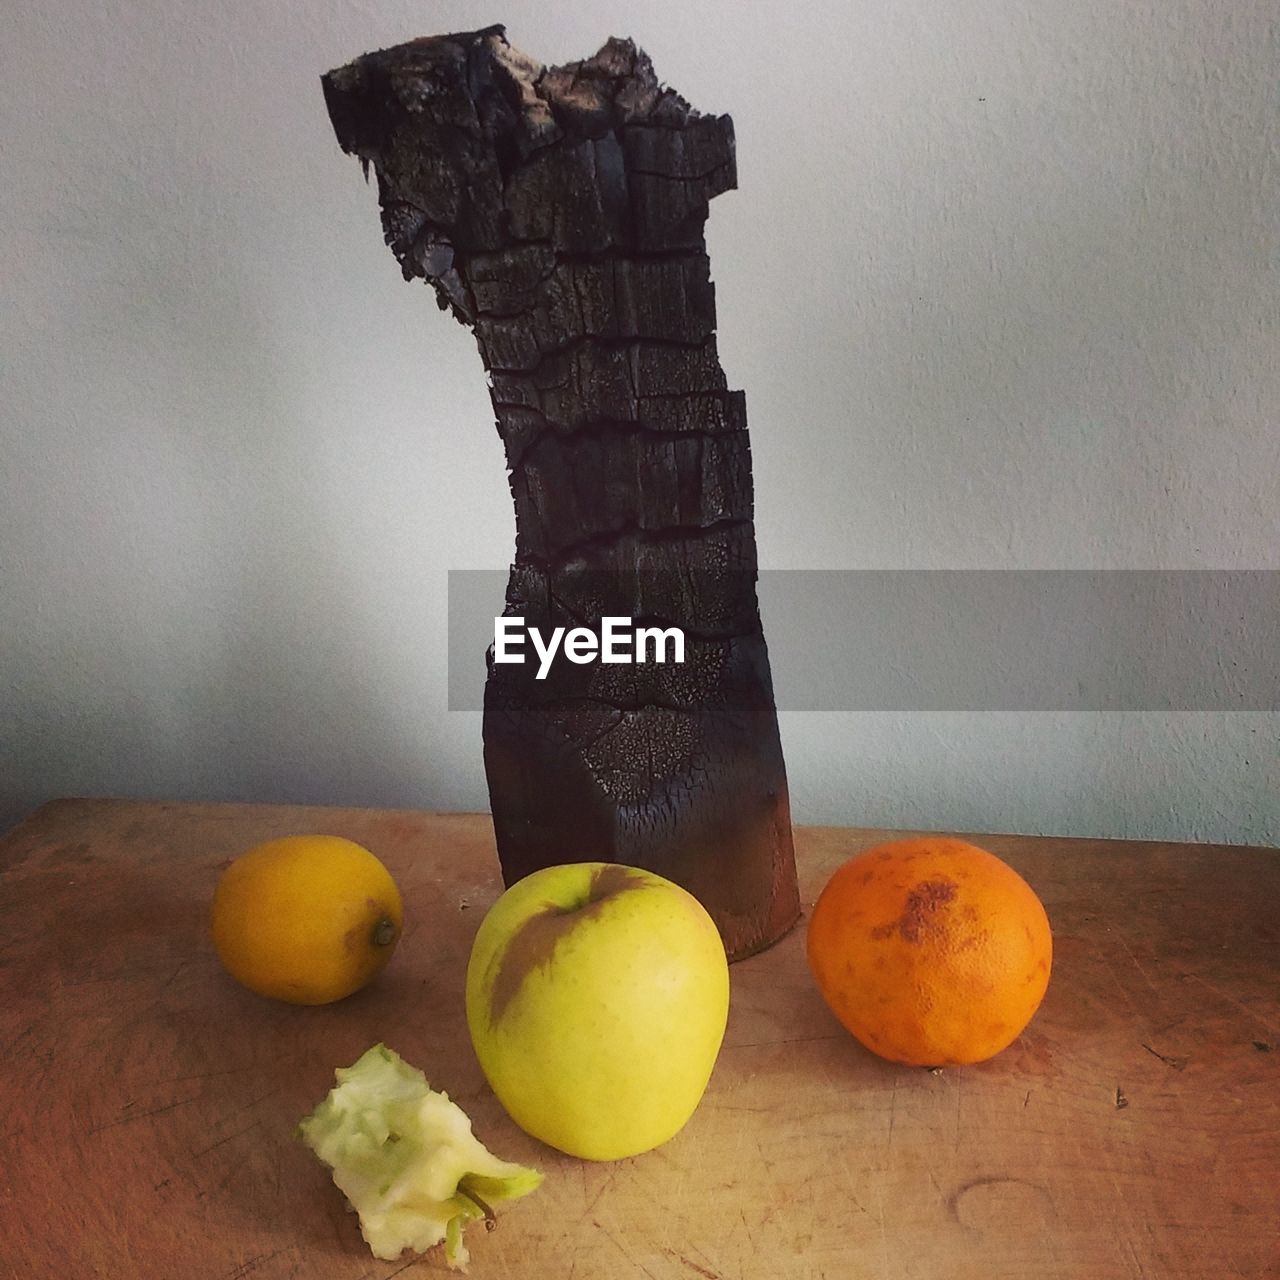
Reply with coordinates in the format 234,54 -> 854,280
3,800 -> 1277,1278
321,27 -> 798,958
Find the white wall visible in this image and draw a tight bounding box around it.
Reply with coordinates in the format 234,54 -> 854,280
3,1 -> 1277,842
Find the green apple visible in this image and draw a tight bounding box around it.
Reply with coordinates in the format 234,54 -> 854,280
465,862 -> 730,1161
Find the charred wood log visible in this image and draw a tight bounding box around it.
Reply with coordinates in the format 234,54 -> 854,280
322,25 -> 799,958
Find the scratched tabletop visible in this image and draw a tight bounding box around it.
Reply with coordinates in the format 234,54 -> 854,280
1,800 -> 1277,1279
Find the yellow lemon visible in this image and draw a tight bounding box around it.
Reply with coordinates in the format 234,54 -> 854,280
211,835 -> 403,1004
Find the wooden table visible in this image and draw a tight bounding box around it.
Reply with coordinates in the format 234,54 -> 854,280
2,800 -> 1276,1278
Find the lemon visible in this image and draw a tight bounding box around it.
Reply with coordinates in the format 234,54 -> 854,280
211,835 -> 403,1004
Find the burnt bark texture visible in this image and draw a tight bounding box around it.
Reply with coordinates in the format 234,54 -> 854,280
322,25 -> 799,958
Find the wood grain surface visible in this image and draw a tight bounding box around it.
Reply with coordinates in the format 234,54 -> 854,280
1,800 -> 1276,1279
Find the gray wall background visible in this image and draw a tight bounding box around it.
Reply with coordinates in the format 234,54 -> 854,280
3,1 -> 1277,842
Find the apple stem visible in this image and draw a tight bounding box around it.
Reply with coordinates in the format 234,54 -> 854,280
457,1184 -> 497,1231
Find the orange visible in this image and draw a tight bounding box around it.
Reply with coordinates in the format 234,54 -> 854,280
210,835 -> 403,1004
806,837 -> 1051,1066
